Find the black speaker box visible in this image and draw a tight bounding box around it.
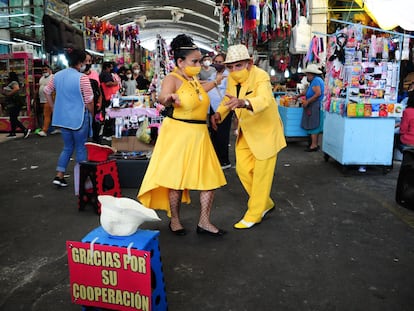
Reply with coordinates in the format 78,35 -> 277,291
396,149 -> 414,209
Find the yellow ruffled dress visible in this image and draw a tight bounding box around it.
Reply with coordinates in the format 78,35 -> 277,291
137,71 -> 227,216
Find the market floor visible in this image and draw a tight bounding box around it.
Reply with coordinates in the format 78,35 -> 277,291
1,132 -> 414,311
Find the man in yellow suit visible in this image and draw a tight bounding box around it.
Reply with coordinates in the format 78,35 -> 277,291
211,44 -> 286,229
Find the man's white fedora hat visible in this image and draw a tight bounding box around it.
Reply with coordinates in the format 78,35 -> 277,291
224,44 -> 251,64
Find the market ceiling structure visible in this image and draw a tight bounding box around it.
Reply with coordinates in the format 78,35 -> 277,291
67,0 -> 221,51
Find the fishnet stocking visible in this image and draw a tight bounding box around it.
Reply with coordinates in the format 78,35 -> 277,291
199,190 -> 219,233
169,189 -> 183,231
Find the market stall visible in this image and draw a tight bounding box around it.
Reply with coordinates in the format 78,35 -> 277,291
322,20 -> 407,170
277,92 -> 308,137
0,51 -> 36,132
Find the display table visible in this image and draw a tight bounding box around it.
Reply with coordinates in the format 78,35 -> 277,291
322,112 -> 395,166
109,154 -> 150,188
277,105 -> 308,137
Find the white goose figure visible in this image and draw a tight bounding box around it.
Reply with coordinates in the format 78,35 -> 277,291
99,195 -> 161,236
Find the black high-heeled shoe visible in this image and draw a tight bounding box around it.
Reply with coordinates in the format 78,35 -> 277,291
196,225 -> 226,237
169,222 -> 187,236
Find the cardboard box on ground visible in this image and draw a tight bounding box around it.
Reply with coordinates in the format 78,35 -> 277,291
112,136 -> 154,152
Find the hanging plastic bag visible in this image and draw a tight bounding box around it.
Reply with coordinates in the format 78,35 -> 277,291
136,117 -> 151,144
289,16 -> 311,54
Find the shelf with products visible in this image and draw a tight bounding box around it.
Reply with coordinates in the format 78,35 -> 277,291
322,20 -> 411,168
324,20 -> 407,119
326,60 -> 403,118
0,52 -> 36,132
106,97 -> 163,152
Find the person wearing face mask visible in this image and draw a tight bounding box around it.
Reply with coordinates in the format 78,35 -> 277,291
207,53 -> 233,169
198,54 -> 216,81
210,44 -> 286,229
122,69 -> 138,96
100,61 -> 121,140
132,64 -> 150,91
84,51 -> 103,143
36,65 -> 54,137
44,49 -> 94,187
138,34 -> 227,237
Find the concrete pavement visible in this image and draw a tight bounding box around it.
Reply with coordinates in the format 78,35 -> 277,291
1,132 -> 414,311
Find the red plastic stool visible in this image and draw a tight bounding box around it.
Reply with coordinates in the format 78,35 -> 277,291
78,159 -> 121,214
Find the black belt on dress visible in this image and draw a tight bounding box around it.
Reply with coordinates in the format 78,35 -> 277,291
169,116 -> 207,124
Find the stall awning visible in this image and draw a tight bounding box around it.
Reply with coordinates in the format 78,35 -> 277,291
355,0 -> 414,31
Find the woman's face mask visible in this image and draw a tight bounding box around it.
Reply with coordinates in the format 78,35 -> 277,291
133,69 -> 140,75
126,74 -> 132,79
43,72 -> 50,78
183,66 -> 201,77
203,60 -> 212,67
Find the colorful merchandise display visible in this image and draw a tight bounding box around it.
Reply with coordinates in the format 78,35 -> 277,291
322,21 -> 409,167
324,22 -> 404,119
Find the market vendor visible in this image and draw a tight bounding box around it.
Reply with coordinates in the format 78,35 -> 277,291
399,84 -> 414,151
294,63 -> 325,152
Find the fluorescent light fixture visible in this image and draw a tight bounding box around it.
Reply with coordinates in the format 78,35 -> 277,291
28,24 -> 44,28
13,38 -> 42,47
86,48 -> 104,57
284,69 -> 290,78
0,39 -> 15,45
0,13 -> 29,18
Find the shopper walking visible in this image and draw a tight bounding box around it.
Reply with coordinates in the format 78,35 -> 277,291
1,71 -> 30,138
207,53 -> 233,169
210,44 -> 286,229
295,63 -> 325,152
44,49 -> 94,187
138,34 -> 226,237
36,64 -> 54,137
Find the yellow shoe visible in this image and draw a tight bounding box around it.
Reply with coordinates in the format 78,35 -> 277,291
233,219 -> 256,229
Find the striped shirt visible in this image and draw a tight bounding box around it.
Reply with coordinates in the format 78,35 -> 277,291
44,73 -> 94,104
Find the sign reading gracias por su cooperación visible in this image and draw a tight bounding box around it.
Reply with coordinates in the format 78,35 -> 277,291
66,241 -> 151,311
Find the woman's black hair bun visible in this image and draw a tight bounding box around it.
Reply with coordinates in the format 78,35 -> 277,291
170,34 -> 195,51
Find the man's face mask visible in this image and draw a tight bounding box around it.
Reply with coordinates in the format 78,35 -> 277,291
230,68 -> 249,83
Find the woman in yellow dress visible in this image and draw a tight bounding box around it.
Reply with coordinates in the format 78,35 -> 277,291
137,34 -> 226,237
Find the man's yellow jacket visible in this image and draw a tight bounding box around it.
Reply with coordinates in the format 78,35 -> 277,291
216,65 -> 287,160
